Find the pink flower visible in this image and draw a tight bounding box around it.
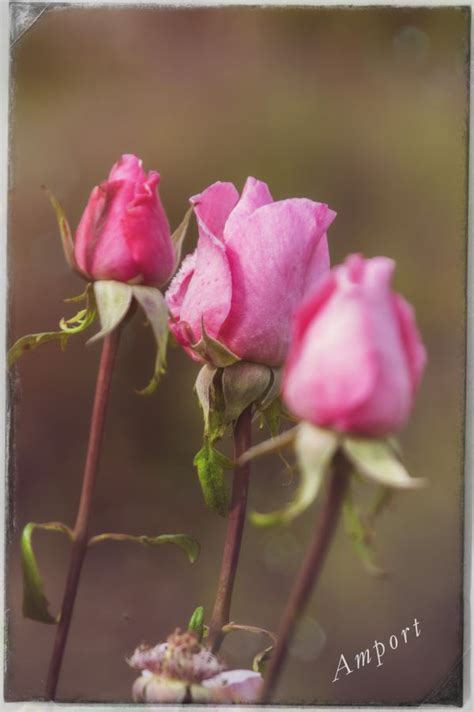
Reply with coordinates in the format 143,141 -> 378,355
74,154 -> 175,286
166,178 -> 336,367
282,254 -> 427,436
129,630 -> 262,703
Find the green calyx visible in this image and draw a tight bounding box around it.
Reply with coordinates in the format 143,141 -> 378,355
193,361 -> 281,517
249,423 -> 339,528
243,423 -> 427,572
8,279 -> 171,397
192,318 -> 241,368
9,193 -> 195,391
8,285 -> 97,367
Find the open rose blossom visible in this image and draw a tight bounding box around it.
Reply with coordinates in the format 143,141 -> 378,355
74,154 -> 175,286
128,630 -> 262,703
283,254 -> 427,436
166,178 -> 336,367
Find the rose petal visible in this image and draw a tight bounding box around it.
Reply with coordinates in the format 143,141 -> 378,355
77,179 -> 139,282
220,199 -> 334,365
345,260 -> 413,434
109,153 -> 147,183
123,170 -> 174,285
191,181 -> 239,242
283,284 -> 378,430
393,294 -> 427,393
177,231 -> 233,345
166,251 -> 197,319
223,176 -> 273,237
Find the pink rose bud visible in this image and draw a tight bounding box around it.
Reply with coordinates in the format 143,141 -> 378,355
282,254 -> 427,436
74,154 -> 175,286
166,178 -> 336,367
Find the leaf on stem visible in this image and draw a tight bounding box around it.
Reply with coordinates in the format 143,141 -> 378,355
132,286 -> 169,395
194,440 -> 233,517
8,331 -> 70,367
249,424 -> 338,527
21,521 -> 74,623
88,280 -> 133,344
88,532 -> 200,564
342,437 -> 427,489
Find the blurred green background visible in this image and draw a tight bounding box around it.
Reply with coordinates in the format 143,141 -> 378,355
6,5 -> 468,705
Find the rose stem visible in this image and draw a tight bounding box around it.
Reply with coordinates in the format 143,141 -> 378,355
259,450 -> 351,703
45,327 -> 122,700
207,406 -> 252,653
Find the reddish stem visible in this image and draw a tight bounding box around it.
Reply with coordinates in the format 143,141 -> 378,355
259,451 -> 351,703
207,406 -> 252,653
45,328 -> 121,700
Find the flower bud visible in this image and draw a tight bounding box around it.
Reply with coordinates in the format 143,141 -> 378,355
74,154 -> 175,286
282,254 -> 427,436
166,177 -> 335,367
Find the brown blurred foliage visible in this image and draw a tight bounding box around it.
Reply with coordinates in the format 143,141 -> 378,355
6,5 -> 468,704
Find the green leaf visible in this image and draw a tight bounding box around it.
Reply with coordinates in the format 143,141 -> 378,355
8,331 -> 69,367
342,437 -> 427,490
343,492 -> 385,577
250,424 -> 338,527
88,532 -> 200,563
132,286 -> 169,395
188,606 -> 205,641
172,206 -> 193,270
21,521 -> 74,623
194,440 -> 233,517
88,280 -> 133,344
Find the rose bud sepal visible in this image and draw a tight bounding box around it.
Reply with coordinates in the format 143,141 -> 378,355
239,423 -> 426,573
193,361 -> 281,516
